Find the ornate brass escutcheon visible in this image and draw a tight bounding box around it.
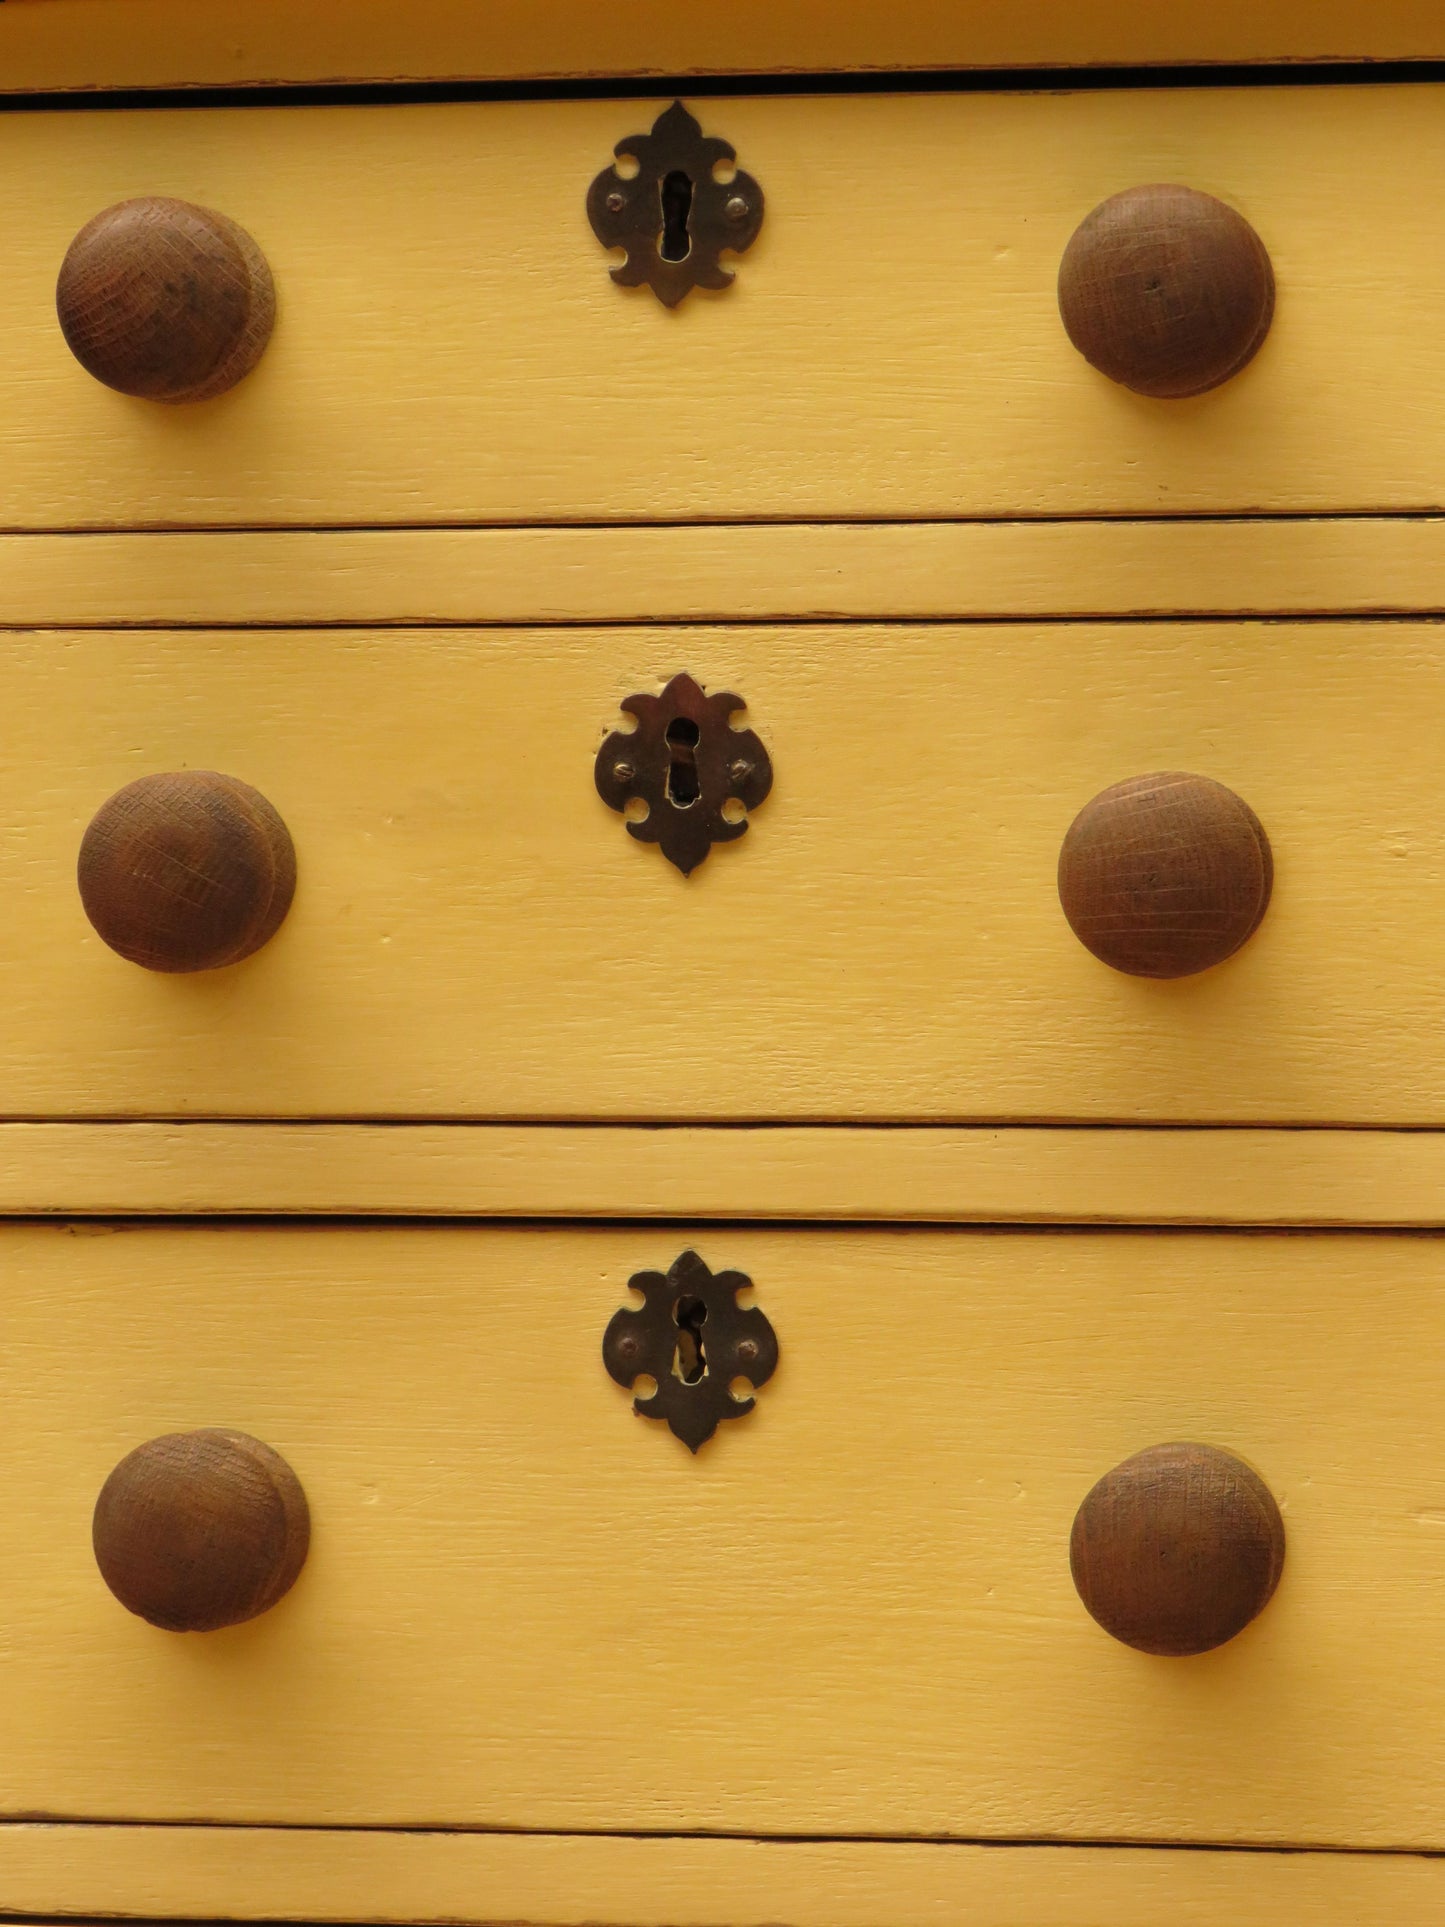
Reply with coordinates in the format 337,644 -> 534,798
586,100 -> 764,307
594,672 -> 772,875
603,1250 -> 779,1453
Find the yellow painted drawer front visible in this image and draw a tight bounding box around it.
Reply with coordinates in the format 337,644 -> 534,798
4,86 -> 1445,527
9,622 -> 1445,1122
6,1219 -> 1445,1846
10,0 -> 1445,93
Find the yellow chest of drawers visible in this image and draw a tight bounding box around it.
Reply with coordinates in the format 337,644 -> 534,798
6,7 -> 1445,1926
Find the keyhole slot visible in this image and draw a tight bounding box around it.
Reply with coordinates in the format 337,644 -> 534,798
660,170 -> 694,262
665,716 -> 701,807
672,1294 -> 708,1383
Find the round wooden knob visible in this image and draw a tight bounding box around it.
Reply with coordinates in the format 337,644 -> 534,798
1058,185 -> 1275,398
1070,1442 -> 1285,1656
56,197 -> 275,402
78,770 -> 296,973
1057,771 -> 1272,979
93,1429 -> 310,1632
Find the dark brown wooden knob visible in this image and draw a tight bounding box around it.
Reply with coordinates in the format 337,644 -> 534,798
1070,1442 -> 1285,1656
1058,185 -> 1275,398
1057,771 -> 1272,979
78,770 -> 296,973
93,1429 -> 310,1632
57,197 -> 275,402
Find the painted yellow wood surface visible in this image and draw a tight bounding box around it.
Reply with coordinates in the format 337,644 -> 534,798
8,0 -> 1445,90
7,519 -> 1445,625
5,1222 -> 1445,1843
5,1831 -> 1445,1927
2,1123 -> 1445,1224
4,89 -> 1445,525
4,623 -> 1445,1122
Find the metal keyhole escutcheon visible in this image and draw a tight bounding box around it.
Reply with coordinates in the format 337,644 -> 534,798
595,672 -> 772,874
603,1251 -> 779,1453
587,100 -> 764,307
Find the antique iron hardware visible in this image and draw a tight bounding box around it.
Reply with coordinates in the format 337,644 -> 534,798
586,100 -> 764,307
594,672 -> 772,875
603,1250 -> 779,1453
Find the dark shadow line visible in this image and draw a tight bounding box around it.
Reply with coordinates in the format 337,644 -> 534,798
6,62 -> 1445,114
1,1813 -> 1443,1854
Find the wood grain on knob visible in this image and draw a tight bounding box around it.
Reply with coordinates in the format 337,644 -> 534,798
1057,771 -> 1272,979
78,770 -> 296,973
1070,1442 -> 1285,1656
57,196 -> 275,402
93,1429 -> 310,1632
1058,184 -> 1275,398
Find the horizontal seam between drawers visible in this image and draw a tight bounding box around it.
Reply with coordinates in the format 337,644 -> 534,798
6,1118 -> 1445,1131
7,63 -> 1445,114
0,1216 -> 1437,1236
8,512 -> 1445,533
3,615 -> 1442,633
1,1818 -> 1444,1857
2,1117 -> 1444,1130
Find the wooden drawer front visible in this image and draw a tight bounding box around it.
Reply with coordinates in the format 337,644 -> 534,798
7,1219 -> 1445,1846
11,621 -> 1445,1123
3,85 -> 1444,527
10,0 -> 1445,93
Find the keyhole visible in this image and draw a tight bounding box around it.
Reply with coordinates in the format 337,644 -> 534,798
673,1294 -> 708,1383
660,170 -> 694,262
665,716 -> 701,807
